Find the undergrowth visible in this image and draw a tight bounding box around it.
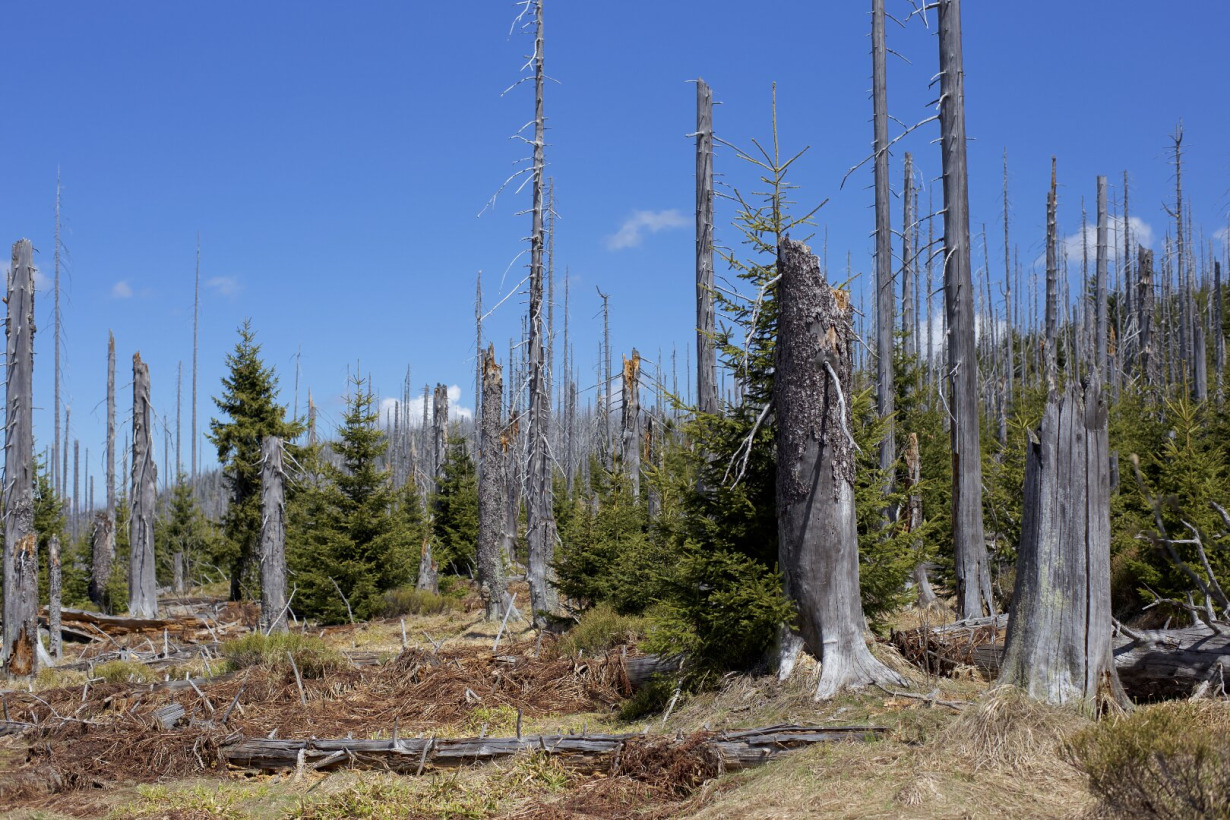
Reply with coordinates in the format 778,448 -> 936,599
220,631 -> 349,678
555,603 -> 647,659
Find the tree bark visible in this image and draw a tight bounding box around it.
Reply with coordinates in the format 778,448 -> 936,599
1138,247 -> 1156,389
872,0 -> 896,497
525,0 -> 558,627
477,345 -> 507,621
937,0 -> 993,618
1095,176 -> 1109,385
4,239 -> 39,679
49,535 -> 62,661
998,380 -> 1125,711
260,435 -> 288,633
129,352 -> 159,618
774,239 -> 905,698
696,79 -> 718,417
89,513 -> 114,612
620,351 -> 642,498
903,433 -> 937,607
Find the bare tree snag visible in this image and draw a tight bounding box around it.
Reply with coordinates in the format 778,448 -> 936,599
872,0 -> 896,497
525,0 -> 558,627
90,514 -> 114,612
695,78 -> 718,416
192,236 -> 200,481
478,345 -> 507,621
1216,261 -> 1226,403
774,239 -> 905,699
54,175 -> 62,503
1095,176 -> 1110,384
3,239 -> 38,679
432,383 -> 448,485
49,534 -> 62,661
620,351 -> 642,498
902,153 -> 916,363
903,434 -> 937,607
998,378 -> 1125,711
937,0 -> 993,618
260,435 -> 288,633
129,352 -> 159,618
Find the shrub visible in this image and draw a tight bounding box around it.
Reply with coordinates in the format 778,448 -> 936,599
618,674 -> 677,722
379,586 -> 459,617
94,659 -> 154,684
555,604 -> 647,659
220,631 -> 348,679
1068,700 -> 1230,819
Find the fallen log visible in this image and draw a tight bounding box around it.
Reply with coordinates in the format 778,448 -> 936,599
221,724 -> 886,775
896,620 -> 1230,700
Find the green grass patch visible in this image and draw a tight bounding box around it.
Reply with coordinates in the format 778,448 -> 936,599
220,631 -> 349,679
556,603 -> 647,659
93,660 -> 155,685
378,586 -> 460,618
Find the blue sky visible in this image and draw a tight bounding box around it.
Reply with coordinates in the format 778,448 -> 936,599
2,1 -> 1228,487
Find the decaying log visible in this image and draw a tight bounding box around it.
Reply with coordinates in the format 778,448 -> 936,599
895,618 -> 1230,700
221,724 -> 886,775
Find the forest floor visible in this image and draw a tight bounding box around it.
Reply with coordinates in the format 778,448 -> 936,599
0,587 -> 1098,819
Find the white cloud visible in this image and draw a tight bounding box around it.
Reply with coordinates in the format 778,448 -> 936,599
1215,226 -> 1228,245
1060,215 -> 1154,265
605,209 -> 688,251
31,265 -> 50,292
111,280 -> 133,299
379,384 -> 474,429
207,276 -> 240,297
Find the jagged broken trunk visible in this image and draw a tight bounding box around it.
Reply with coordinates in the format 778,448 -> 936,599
260,435 -> 288,633
999,380 -> 1124,711
3,239 -> 38,679
90,513 -> 115,612
773,239 -> 904,699
477,345 -> 508,620
129,352 -> 159,618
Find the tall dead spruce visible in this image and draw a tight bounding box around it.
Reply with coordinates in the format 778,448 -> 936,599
936,0 -> 994,618
91,331 -> 118,610
524,0 -> 558,626
260,435 -> 288,633
129,352 -> 159,618
871,0 -> 895,495
999,168 -> 1126,711
477,345 -> 508,620
695,78 -> 718,417
621,350 -> 642,498
774,239 -> 904,699
3,239 -> 38,679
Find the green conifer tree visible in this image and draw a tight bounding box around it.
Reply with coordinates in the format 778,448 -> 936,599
208,321 -> 302,600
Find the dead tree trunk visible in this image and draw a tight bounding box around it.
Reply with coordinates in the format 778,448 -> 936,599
417,385 -> 448,593
774,239 -> 905,699
902,153 -> 916,363
477,345 -> 507,621
621,351 -> 642,498
1138,247 -> 1156,389
48,534 -> 62,662
937,0 -> 994,618
129,353 -> 159,618
89,514 -> 114,612
1216,261 -> 1225,403
695,78 -> 718,417
872,0 -> 896,498
525,0 -> 558,627
260,435 -> 287,633
4,239 -> 39,679
1095,176 -> 1109,385
903,433 -> 937,607
997,378 -> 1125,710
192,237 -> 200,481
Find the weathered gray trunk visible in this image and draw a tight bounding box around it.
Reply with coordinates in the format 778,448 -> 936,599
902,153 -> 916,362
48,534 -> 62,661
998,380 -> 1125,711
1138,247 -> 1156,388
903,433 -> 936,607
260,435 -> 287,633
106,332 -> 116,512
432,383 -> 448,485
872,0 -> 895,492
1002,150 -> 1014,408
1216,261 -> 1226,403
192,237 -> 200,480
89,513 -> 114,612
774,239 -> 904,699
695,79 -> 718,416
173,551 -> 185,596
620,351 -> 642,498
1095,176 -> 1109,384
54,179 -> 62,509
525,0 -> 558,626
937,0 -> 993,618
129,352 -> 159,618
477,345 -> 507,621
3,239 -> 39,679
